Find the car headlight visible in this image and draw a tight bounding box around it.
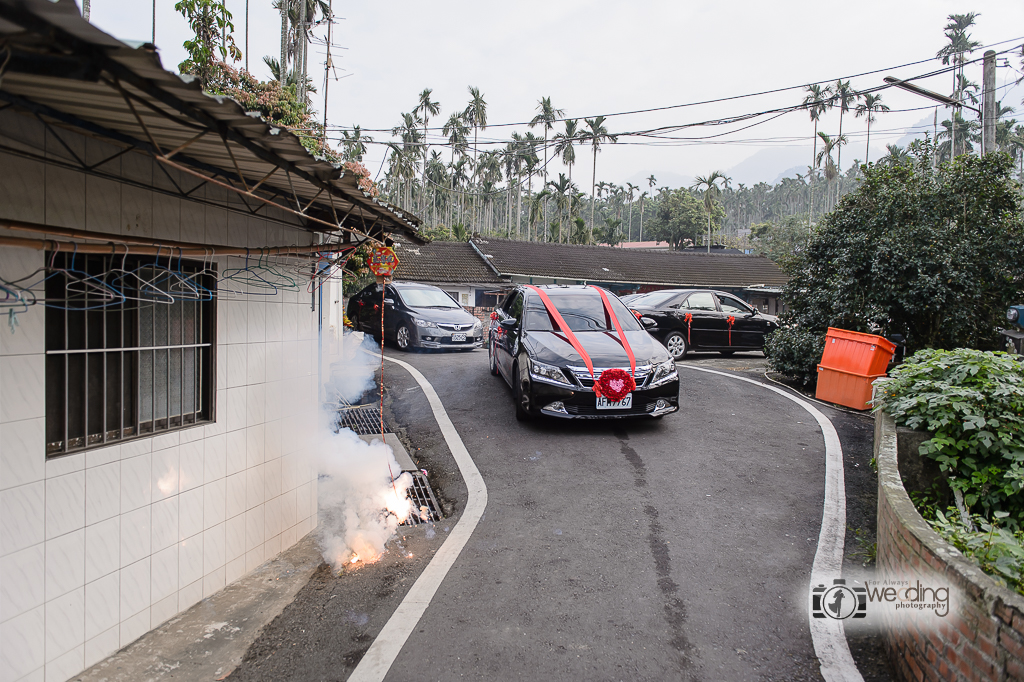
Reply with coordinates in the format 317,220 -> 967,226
473,320 -> 482,333
649,358 -> 678,387
413,318 -> 438,328
529,359 -> 572,386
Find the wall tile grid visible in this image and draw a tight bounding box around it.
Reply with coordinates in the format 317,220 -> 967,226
0,130 -> 319,682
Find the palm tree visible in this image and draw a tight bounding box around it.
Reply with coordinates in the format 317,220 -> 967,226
529,97 -> 565,234
638,190 -> 648,241
391,112 -> 423,209
414,88 -> 440,215
831,80 -> 856,199
442,112 -> 469,163
855,93 -> 889,164
339,125 -> 372,162
937,13 -> 981,156
879,144 -> 911,167
814,132 -> 846,211
547,173 -> 573,243
647,174 -> 657,190
691,171 -> 729,253
801,83 -> 831,225
937,111 -> 980,161
529,189 -> 551,242
552,119 -> 581,239
582,116 -> 617,243
625,182 -> 638,241
463,86 -> 487,228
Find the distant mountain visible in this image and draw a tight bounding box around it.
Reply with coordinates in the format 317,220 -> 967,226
725,146 -> 812,186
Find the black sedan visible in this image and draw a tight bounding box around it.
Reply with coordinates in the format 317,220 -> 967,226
489,285 -> 679,420
628,289 -> 779,360
347,281 -> 483,351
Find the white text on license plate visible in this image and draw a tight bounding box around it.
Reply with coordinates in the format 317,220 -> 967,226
451,333 -> 467,342
596,394 -> 632,409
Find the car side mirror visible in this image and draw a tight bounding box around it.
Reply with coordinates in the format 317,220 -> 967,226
499,318 -> 517,330
641,317 -> 656,329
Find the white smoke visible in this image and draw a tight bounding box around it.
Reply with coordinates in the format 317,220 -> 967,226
315,427 -> 414,569
315,329 -> 414,570
323,331 -> 381,404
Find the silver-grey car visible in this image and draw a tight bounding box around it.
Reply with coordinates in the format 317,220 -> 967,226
346,281 -> 483,351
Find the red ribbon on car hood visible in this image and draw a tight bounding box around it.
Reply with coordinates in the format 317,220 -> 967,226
524,285 -> 596,382
588,285 -> 635,377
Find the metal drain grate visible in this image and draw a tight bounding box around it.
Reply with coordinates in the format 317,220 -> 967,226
335,404 -> 390,436
401,472 -> 442,526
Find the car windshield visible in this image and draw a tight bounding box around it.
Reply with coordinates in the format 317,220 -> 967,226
524,291 -> 645,332
630,291 -> 680,308
398,287 -> 459,308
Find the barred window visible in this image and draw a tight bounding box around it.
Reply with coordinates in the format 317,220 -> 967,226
45,253 -> 216,455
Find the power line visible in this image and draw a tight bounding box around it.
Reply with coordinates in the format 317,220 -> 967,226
325,37 -> 1024,136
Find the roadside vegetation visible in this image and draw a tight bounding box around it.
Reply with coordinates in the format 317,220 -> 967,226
875,349 -> 1024,595
765,149 -> 1024,385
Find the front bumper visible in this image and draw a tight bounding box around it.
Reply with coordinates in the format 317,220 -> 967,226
527,377 -> 680,419
416,328 -> 483,349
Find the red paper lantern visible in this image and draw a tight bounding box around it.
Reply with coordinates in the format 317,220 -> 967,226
595,368 -> 636,402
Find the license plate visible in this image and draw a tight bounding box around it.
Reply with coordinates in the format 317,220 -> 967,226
451,333 -> 467,342
596,394 -> 632,409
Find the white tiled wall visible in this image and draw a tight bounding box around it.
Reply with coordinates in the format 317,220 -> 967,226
0,110 -> 320,682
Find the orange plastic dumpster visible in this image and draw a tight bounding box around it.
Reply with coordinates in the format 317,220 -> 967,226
815,328 -> 896,410
815,366 -> 886,410
819,328 -> 896,375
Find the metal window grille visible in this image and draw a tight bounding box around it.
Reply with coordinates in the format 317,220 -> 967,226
45,253 -> 216,456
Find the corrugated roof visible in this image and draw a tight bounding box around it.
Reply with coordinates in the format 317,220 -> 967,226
470,237 -> 788,287
0,0 -> 424,243
392,240 -> 504,284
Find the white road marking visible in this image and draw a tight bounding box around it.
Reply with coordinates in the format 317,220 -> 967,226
681,366 -> 864,682
347,353 -> 488,682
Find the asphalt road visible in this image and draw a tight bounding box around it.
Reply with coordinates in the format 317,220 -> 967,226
231,348 -> 859,682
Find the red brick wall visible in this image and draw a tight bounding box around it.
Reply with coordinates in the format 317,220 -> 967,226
466,306 -> 494,339
875,411 -> 1024,680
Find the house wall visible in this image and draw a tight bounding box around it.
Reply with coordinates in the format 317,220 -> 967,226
0,110 -> 320,682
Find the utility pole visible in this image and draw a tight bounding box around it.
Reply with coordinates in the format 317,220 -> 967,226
323,0 -> 332,143
983,50 -> 996,155
279,4 -> 288,83
82,0 -> 89,20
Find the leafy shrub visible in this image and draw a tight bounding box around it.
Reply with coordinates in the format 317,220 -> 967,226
875,348 -> 1024,521
767,150 -> 1024,383
930,509 -> 1024,595
764,326 -> 825,386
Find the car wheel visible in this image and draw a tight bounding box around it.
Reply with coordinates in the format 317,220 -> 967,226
396,325 -> 413,351
664,331 -> 688,360
513,360 -> 531,421
488,340 -> 500,376
719,350 -> 735,356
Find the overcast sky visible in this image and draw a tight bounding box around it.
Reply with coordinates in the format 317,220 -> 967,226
89,0 -> 1024,189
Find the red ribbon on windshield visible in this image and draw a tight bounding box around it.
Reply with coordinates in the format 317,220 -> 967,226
588,285 -> 635,377
524,285 -> 596,381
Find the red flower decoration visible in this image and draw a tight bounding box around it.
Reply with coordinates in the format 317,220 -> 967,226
490,311 -> 499,321
595,368 -> 636,402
